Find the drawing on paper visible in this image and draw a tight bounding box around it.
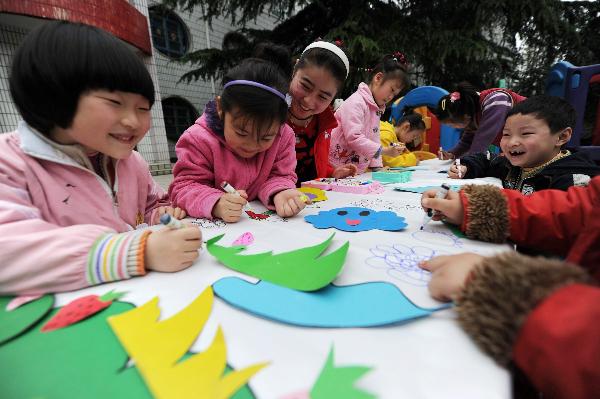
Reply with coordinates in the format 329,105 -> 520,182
190,218 -> 227,228
411,229 -> 464,248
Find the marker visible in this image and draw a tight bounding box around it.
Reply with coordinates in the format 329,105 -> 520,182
420,183 -> 451,230
455,158 -> 462,178
486,150 -> 491,160
220,181 -> 254,212
299,194 -> 310,203
438,147 -> 444,160
160,213 -> 183,229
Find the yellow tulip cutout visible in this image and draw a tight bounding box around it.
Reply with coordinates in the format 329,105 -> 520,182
108,287 -> 268,399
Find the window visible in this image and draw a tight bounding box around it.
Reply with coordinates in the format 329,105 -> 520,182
162,97 -> 198,162
149,7 -> 189,58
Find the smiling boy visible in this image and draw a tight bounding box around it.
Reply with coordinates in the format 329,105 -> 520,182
448,95 -> 600,194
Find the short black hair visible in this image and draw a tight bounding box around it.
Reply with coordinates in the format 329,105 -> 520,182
9,20 -> 154,136
368,54 -> 409,88
506,95 -> 576,134
434,83 -> 480,124
206,58 -> 289,139
295,44 -> 347,91
397,108 -> 426,130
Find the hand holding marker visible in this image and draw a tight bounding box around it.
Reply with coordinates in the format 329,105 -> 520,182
220,181 -> 254,213
455,158 -> 462,178
160,213 -> 183,229
420,183 -> 451,230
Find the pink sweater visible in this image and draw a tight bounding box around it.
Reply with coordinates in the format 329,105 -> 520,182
169,115 -> 298,218
329,82 -> 386,173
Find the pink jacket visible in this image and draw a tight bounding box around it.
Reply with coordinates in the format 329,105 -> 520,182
169,115 -> 298,218
329,82 -> 386,173
0,123 -> 169,295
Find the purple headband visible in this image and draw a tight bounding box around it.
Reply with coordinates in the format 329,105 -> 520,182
223,80 -> 287,103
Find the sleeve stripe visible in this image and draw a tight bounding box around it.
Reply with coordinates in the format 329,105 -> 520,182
86,231 -> 146,285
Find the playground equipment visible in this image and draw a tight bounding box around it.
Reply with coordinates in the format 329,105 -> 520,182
546,61 -> 600,159
389,86 -> 461,152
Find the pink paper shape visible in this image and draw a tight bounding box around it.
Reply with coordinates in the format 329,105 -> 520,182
280,390 -> 310,399
6,294 -> 43,311
232,232 -> 255,246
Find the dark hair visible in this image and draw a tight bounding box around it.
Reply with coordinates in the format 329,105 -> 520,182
506,95 -> 576,134
205,58 -> 290,139
252,42 -> 293,77
397,108 -> 426,131
295,43 -> 347,90
434,82 -> 481,125
368,54 -> 409,88
9,21 -> 154,136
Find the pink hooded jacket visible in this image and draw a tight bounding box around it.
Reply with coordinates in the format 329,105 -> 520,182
329,82 -> 386,173
0,122 -> 169,295
169,115 -> 298,218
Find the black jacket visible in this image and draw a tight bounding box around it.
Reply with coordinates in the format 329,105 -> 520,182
461,151 -> 600,195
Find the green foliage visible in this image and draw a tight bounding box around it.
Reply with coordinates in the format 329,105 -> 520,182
162,0 -> 599,97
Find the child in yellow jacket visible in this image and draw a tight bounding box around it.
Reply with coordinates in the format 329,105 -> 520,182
380,111 -> 425,167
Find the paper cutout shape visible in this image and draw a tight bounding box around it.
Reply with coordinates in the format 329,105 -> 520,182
213,277 -> 448,327
302,178 -> 384,194
393,185 -> 461,194
311,347 -> 375,399
207,234 -> 349,291
305,207 -> 407,232
372,170 -> 412,183
108,287 -> 267,399
232,232 -> 255,246
0,295 -> 258,399
0,295 -> 53,344
42,290 -> 124,332
6,294 -> 43,311
245,210 -> 272,220
298,186 -> 328,202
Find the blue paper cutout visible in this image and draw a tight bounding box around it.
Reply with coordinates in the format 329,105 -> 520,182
393,185 -> 462,194
213,277 -> 449,327
304,207 -> 407,232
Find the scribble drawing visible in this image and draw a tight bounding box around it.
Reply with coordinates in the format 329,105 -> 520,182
411,229 -> 463,248
349,198 -> 421,213
190,218 -> 227,228
366,244 -> 446,286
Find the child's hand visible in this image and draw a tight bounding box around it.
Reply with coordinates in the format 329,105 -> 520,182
447,163 -> 467,179
438,150 -> 455,160
381,145 -> 404,158
145,224 -> 202,272
419,253 -> 485,301
332,164 -> 358,179
421,189 -> 464,225
212,191 -> 248,223
153,206 -> 187,224
273,189 -> 306,218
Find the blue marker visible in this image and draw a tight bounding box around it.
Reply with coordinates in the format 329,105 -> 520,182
420,183 -> 451,230
160,213 -> 184,229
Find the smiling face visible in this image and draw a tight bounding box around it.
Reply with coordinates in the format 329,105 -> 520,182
289,64 -> 339,120
220,107 -> 281,159
500,113 -> 571,168
370,73 -> 403,107
396,122 -> 423,144
49,90 -> 151,158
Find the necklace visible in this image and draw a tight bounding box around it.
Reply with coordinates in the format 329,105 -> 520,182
288,110 -> 313,128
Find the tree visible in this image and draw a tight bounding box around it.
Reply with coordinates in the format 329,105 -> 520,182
164,0 -> 599,97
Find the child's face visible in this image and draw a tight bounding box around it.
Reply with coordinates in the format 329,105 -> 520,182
50,90 -> 151,159
370,74 -> 403,107
500,113 -> 570,168
289,65 -> 338,119
395,122 -> 422,143
222,111 -> 280,158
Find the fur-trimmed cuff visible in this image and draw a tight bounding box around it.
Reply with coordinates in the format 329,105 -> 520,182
457,252 -> 590,366
460,184 -> 509,243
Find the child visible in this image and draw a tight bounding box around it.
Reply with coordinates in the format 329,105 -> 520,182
419,177 -> 600,399
448,96 -> 600,195
379,110 -> 425,167
286,41 -> 358,182
169,58 -> 305,223
329,53 -> 409,174
435,83 -> 526,159
0,21 -> 201,295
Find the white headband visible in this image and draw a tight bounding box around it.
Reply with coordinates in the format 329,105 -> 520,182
302,41 -> 350,78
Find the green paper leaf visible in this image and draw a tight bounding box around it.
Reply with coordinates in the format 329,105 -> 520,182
310,347 -> 375,399
0,295 -> 54,344
207,233 -> 349,291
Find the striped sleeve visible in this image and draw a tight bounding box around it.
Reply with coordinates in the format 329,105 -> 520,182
85,229 -> 152,285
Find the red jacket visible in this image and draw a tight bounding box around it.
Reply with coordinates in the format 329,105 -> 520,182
460,177 -> 600,399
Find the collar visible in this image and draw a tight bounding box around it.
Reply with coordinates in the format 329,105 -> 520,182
357,82 -> 385,113
18,121 -> 96,171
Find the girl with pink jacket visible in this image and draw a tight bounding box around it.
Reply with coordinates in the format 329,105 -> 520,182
329,53 -> 410,174
0,22 -> 202,295
169,58 -> 306,223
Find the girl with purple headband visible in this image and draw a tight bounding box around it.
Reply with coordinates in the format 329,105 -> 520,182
169,58 -> 305,223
